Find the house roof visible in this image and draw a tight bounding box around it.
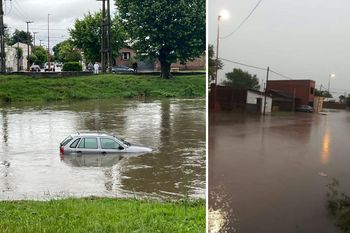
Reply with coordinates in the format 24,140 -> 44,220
269,89 -> 301,99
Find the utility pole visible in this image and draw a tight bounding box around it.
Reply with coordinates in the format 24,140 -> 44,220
0,0 -> 5,73
16,42 -> 19,71
97,0 -> 112,73
292,88 -> 296,111
39,39 -> 42,47
26,20 -> 33,71
106,0 -> 112,72
263,66 -> 270,116
47,14 -> 51,71
33,32 -> 38,47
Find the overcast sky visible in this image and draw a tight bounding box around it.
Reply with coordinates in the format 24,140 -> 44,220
209,0 -> 350,97
3,0 -> 115,48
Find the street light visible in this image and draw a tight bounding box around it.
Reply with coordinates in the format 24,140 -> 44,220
328,73 -> 336,93
213,10 -> 229,112
26,20 -> 33,71
215,9 -> 230,85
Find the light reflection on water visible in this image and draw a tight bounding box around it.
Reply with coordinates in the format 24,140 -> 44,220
0,98 -> 205,200
209,111 -> 350,233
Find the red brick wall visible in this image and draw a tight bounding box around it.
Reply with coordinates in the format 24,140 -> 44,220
267,80 -> 315,105
155,55 -> 206,70
115,48 -> 135,67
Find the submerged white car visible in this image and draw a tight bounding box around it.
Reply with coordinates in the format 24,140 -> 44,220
59,133 -> 152,155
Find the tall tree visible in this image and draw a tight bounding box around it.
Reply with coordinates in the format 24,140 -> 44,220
115,0 -> 205,79
223,68 -> 260,90
53,39 -> 81,62
28,46 -> 48,66
69,12 -> 126,63
9,29 -> 32,45
314,89 -> 333,98
208,44 -> 223,81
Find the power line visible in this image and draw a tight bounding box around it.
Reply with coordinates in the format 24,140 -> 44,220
269,69 -> 294,80
11,0 -> 30,21
220,57 -> 266,71
221,0 -> 263,40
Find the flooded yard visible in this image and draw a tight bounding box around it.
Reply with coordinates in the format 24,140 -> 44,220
209,110 -> 350,233
0,98 -> 205,200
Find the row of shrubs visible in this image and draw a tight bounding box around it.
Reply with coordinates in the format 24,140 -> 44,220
62,62 -> 82,71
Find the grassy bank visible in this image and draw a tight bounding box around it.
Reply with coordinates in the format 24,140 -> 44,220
0,198 -> 205,233
327,179 -> 350,232
0,74 -> 205,102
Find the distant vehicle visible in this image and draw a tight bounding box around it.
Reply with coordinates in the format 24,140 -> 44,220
87,63 -> 94,71
111,65 -> 134,73
59,133 -> 152,155
44,62 -> 55,72
56,62 -> 63,68
296,105 -> 314,113
30,64 -> 41,72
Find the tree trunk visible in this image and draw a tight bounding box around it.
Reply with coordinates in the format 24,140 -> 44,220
159,47 -> 171,79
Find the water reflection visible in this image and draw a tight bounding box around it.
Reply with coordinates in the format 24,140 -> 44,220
321,128 -> 331,165
60,153 -> 124,167
0,98 -> 205,200
210,111 -> 348,232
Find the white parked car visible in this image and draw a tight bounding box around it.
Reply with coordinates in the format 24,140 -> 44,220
30,64 -> 41,72
59,133 -> 152,155
44,62 -> 55,72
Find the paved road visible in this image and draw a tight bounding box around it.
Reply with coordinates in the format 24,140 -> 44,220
209,110 -> 349,233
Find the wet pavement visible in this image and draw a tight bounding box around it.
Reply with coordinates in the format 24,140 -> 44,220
209,110 -> 350,233
0,98 -> 205,200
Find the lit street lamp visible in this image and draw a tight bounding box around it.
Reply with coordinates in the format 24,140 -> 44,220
215,9 -> 230,85
328,73 -> 336,93
213,10 -> 229,112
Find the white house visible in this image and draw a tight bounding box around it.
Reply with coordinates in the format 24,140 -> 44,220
246,89 -> 272,114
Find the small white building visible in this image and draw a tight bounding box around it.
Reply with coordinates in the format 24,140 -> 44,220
246,89 -> 272,114
5,42 -> 31,72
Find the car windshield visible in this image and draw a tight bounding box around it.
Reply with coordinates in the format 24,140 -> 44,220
60,136 -> 73,146
114,136 -> 130,146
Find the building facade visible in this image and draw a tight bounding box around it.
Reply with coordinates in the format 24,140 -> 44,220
267,80 -> 315,106
5,43 -> 30,72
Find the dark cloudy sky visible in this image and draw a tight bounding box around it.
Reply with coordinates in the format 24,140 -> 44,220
209,0 -> 350,98
3,0 -> 115,48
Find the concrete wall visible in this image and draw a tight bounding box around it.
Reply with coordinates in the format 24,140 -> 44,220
5,43 -> 30,72
247,91 -> 272,114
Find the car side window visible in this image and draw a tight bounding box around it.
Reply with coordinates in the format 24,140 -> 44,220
100,138 -> 121,149
70,138 -> 81,148
78,138 -> 98,149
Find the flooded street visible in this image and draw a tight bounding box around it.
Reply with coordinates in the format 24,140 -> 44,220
209,111 -> 350,233
0,98 -> 205,200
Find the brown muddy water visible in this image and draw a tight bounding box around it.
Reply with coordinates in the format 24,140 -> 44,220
209,110 -> 350,233
0,98 -> 205,200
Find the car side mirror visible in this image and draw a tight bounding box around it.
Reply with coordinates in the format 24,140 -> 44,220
118,146 -> 124,150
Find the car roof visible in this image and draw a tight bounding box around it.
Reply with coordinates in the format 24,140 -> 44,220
70,133 -> 114,137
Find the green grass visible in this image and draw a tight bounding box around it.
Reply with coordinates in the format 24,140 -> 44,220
0,198 -> 205,233
327,179 -> 350,232
0,74 -> 205,102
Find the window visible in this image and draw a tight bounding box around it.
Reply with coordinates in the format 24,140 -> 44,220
78,138 -> 98,149
70,138 -> 81,148
61,136 -> 73,146
310,87 -> 314,95
100,138 -> 121,149
122,52 -> 130,60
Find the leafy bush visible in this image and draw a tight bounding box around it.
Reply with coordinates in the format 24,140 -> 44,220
62,62 -> 82,71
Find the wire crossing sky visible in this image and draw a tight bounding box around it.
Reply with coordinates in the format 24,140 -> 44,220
3,0 -> 110,48
209,0 -> 350,97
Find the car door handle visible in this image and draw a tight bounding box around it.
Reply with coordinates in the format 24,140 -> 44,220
77,151 -> 82,153
101,151 -> 106,155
